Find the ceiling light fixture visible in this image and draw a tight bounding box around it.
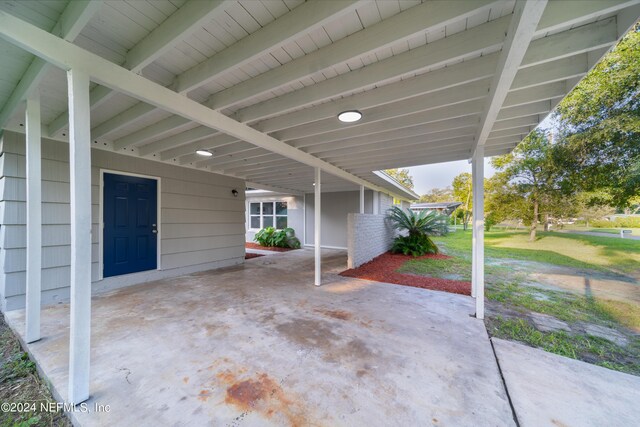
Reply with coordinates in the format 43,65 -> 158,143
337,110 -> 362,123
196,149 -> 213,157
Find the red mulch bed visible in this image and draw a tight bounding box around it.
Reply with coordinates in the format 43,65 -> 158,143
245,242 -> 297,252
245,253 -> 265,259
340,252 -> 471,296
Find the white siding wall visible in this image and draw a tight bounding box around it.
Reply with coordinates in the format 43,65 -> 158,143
0,131 -> 246,311
305,190 -> 377,249
245,194 -> 304,243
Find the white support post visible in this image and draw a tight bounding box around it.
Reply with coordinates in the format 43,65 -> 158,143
67,69 -> 92,405
314,168 -> 321,286
471,159 -> 477,298
472,146 -> 485,319
25,94 -> 42,344
373,191 -> 379,215
359,185 -> 365,214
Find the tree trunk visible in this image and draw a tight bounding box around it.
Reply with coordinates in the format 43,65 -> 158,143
530,200 -> 539,242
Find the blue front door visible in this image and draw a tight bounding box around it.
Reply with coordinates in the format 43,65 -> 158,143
103,173 -> 158,278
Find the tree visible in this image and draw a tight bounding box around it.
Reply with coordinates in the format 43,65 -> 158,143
491,130 -> 573,241
554,24 -> 640,208
384,168 -> 414,190
452,173 -> 472,230
419,186 -> 454,203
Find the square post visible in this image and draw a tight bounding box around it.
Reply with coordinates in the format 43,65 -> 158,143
472,146 -> 485,319
67,69 -> 92,405
372,191 -> 379,214
314,168 -> 321,286
25,94 -> 42,344
471,159 -> 477,298
359,185 -> 365,214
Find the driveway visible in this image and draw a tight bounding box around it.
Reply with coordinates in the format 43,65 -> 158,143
5,248 -> 514,426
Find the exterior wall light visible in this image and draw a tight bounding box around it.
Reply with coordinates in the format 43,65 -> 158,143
231,189 -> 239,197
337,110 -> 362,123
196,149 -> 213,157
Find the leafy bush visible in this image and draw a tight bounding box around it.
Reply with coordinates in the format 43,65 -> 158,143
386,206 -> 449,256
591,217 -> 640,228
254,227 -> 301,248
391,234 -> 439,256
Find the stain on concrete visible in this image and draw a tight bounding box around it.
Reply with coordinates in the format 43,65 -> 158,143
198,390 -> 212,402
276,318 -> 341,349
183,376 -> 189,384
313,308 -> 352,321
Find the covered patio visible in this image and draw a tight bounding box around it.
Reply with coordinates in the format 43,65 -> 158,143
1,0 -> 639,416
6,248 -> 514,426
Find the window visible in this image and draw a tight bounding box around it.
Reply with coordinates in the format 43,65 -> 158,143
249,201 -> 287,230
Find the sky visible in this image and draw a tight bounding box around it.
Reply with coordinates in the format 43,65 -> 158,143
407,157 -> 496,195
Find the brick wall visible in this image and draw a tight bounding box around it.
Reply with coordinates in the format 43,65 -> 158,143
347,213 -> 397,268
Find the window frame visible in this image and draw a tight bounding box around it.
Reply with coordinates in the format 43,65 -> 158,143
249,201 -> 288,230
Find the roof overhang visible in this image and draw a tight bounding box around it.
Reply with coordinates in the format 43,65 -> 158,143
0,0 -> 638,200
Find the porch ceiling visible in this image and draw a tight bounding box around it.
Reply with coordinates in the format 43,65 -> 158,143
0,0 -> 638,197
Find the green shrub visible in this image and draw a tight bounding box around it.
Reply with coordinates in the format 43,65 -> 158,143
386,206 -> 448,256
254,227 -> 301,248
391,234 -> 439,256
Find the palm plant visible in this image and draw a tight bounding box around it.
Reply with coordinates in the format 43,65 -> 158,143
386,206 -> 449,256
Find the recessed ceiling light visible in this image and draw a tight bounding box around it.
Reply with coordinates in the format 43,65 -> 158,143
338,110 -> 362,123
196,149 -> 213,157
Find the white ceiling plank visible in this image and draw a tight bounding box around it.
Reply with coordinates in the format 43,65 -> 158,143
328,137 -> 473,165
94,0 -> 497,148
0,0 -> 101,128
139,127 -> 220,156
47,0 -> 229,137
522,17 -> 617,69
306,115 -> 479,155
200,147 -> 273,169
536,0 -> 639,36
178,141 -> 254,165
232,8 -> 508,122
289,99 -> 485,149
473,0 -> 548,153
495,100 -> 551,122
159,134 -> 239,160
254,52 -> 498,134
317,129 -> 476,160
81,0 -> 367,149
112,115 -> 191,150
174,0 -> 365,94
503,81 -> 566,107
492,115 -> 540,131
0,12 -> 419,198
91,102 -> 156,139
245,180 -> 304,196
273,79 -> 491,142
209,0 -> 498,110
488,126 -> 533,140
340,147 -> 475,171
124,0 -> 227,72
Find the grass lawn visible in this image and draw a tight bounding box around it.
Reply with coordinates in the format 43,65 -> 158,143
399,229 -> 640,375
0,318 -> 70,426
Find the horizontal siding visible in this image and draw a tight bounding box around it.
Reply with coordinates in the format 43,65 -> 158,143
0,131 -> 246,308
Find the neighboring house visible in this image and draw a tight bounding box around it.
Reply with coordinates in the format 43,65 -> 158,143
410,202 -> 463,217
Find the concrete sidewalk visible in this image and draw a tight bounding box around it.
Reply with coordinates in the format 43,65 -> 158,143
493,338 -> 640,427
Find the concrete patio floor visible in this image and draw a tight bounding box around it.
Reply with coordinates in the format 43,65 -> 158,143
5,248 -> 515,426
